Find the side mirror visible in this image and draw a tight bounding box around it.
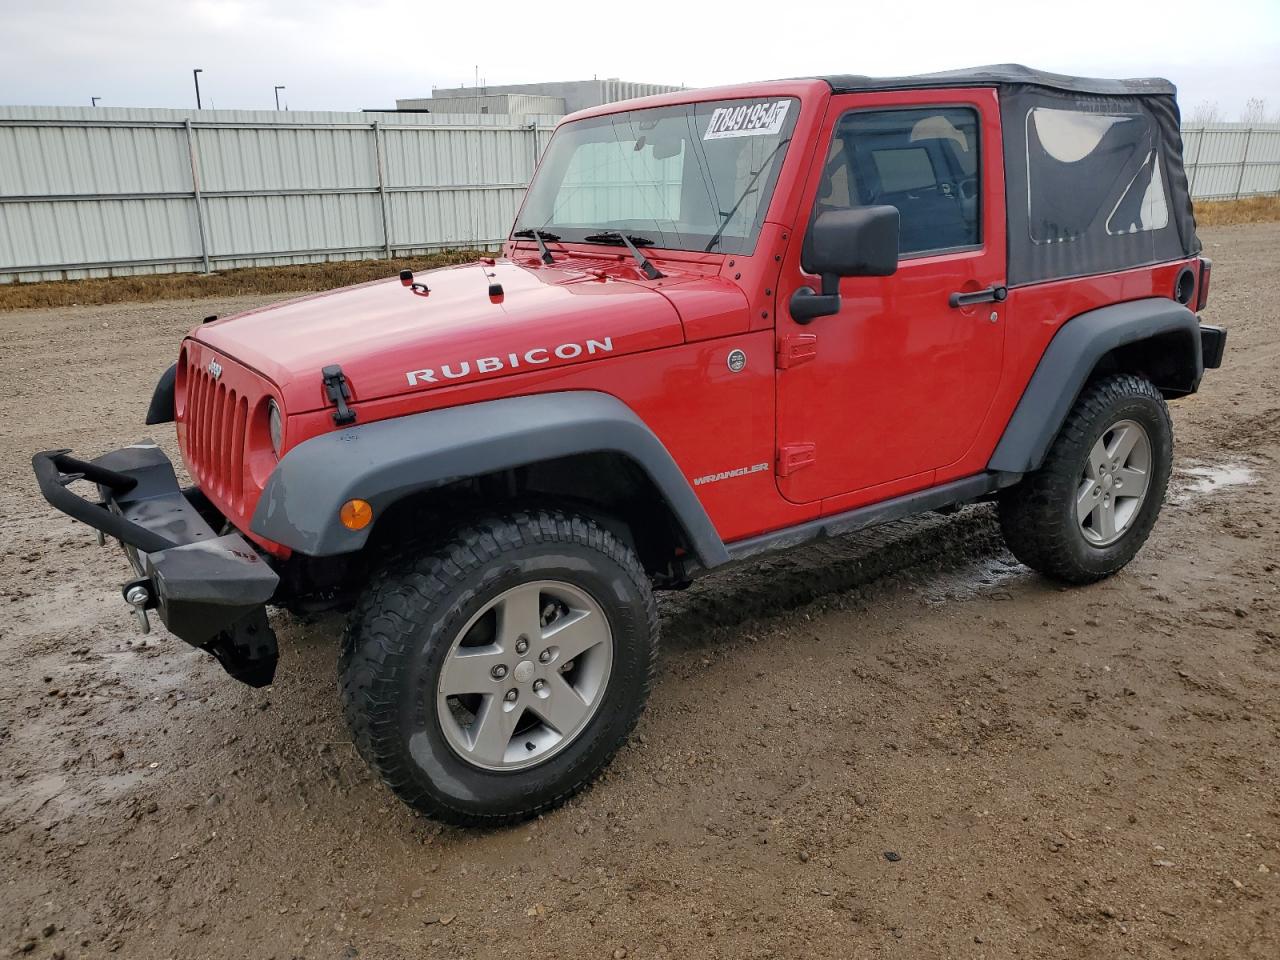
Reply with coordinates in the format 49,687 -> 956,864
791,205 -> 900,324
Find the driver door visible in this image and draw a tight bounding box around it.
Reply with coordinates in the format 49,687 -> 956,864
775,89 -> 1007,506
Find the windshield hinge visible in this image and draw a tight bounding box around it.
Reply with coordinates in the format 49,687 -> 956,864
321,364 -> 357,426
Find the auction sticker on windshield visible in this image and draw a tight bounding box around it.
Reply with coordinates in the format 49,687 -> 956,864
703,100 -> 791,140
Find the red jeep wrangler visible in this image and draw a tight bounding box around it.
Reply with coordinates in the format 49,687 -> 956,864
36,65 -> 1225,825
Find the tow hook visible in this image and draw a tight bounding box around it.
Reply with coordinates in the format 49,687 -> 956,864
123,579 -> 154,634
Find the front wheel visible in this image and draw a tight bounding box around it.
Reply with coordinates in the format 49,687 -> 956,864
339,508 -> 657,826
999,373 -> 1173,584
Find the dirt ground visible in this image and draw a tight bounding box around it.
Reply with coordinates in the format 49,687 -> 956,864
1,226 -> 1277,960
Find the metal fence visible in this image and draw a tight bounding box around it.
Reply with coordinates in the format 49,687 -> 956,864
1,109 -> 1278,283
0,106 -> 558,282
1182,123 -> 1280,201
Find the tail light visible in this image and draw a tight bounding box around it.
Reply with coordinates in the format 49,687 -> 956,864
1196,257 -> 1212,312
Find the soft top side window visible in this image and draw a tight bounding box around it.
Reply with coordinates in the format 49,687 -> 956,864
816,107 -> 981,257
1026,107 -> 1169,244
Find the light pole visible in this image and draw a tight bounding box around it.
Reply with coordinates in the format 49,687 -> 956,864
274,85 -> 286,111
193,68 -> 203,110
91,97 -> 100,107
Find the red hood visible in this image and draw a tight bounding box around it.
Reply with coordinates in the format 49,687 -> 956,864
192,257 -> 742,413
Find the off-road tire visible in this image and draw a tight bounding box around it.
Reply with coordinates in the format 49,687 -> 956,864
339,507 -> 658,826
998,374 -> 1173,584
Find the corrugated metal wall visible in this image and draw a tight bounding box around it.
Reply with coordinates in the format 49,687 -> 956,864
0,106 -> 557,282
1,109 -> 1277,283
1182,124 -> 1280,200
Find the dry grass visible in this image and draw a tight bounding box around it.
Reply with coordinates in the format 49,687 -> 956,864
1194,195 -> 1280,226
0,250 -> 484,312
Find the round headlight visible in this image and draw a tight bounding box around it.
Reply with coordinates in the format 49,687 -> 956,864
268,399 -> 283,457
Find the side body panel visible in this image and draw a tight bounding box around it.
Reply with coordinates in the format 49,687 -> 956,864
940,258 -> 1202,485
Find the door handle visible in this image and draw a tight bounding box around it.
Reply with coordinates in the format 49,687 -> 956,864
949,285 -> 1007,309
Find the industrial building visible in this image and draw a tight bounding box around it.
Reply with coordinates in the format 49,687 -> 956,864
396,78 -> 684,118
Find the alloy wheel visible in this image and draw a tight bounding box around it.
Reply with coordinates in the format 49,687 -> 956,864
435,580 -> 613,771
1076,418 -> 1152,547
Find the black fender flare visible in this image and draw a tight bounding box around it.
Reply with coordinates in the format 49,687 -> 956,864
988,297 -> 1201,474
249,390 -> 730,566
144,363 -> 177,425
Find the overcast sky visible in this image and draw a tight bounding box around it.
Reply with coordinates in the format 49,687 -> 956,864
1,0 -> 1277,118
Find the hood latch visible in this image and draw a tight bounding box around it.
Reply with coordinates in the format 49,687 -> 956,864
321,365 -> 357,426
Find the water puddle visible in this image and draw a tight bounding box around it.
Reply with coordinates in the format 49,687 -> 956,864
1172,460 -> 1260,503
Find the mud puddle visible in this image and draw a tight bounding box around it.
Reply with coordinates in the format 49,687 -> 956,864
1171,458 -> 1261,503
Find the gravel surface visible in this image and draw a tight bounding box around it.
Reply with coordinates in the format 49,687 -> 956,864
1,226 -> 1277,959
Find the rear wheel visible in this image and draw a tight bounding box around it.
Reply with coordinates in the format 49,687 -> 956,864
340,508 -> 657,825
999,374 -> 1173,584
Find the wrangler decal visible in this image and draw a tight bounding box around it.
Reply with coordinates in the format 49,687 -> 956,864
692,462 -> 770,486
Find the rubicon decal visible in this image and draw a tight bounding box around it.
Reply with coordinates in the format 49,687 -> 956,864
405,337 -> 614,386
692,462 -> 770,486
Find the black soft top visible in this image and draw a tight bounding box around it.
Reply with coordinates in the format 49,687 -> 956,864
820,63 -> 1176,98
813,63 -> 1197,285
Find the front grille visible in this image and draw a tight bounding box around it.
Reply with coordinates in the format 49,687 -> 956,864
183,359 -> 249,510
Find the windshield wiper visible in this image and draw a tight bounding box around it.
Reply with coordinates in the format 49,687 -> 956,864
703,137 -> 791,252
512,228 -> 560,265
582,232 -> 664,280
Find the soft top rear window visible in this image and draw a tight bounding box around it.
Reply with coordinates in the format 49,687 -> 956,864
1000,85 -> 1198,285
1026,107 -> 1169,244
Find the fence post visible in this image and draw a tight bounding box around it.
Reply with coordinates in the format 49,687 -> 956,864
1186,126 -> 1204,200
373,120 -> 392,259
184,118 -> 211,274
1234,127 -> 1255,200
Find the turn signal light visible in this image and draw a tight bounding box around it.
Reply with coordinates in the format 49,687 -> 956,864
339,499 -> 373,531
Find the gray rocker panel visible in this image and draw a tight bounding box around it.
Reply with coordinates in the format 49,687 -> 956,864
250,390 -> 730,566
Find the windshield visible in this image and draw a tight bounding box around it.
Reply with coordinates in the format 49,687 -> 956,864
514,97 -> 800,255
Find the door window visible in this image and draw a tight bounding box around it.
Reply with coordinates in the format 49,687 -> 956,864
815,107 -> 981,256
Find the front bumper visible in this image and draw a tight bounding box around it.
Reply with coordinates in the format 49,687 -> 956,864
32,443 -> 279,686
